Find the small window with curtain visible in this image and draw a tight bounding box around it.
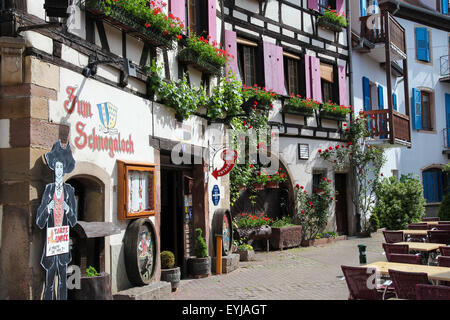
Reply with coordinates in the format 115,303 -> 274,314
421,91 -> 432,130
422,168 -> 446,203
283,52 -> 303,96
321,63 -> 337,103
237,39 -> 258,87
187,0 -> 208,37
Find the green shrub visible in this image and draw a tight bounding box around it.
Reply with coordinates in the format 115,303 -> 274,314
439,168 -> 450,221
86,266 -> 99,277
373,174 -> 425,230
195,228 -> 208,258
160,251 -> 175,269
368,212 -> 380,232
237,244 -> 253,251
271,216 -> 295,228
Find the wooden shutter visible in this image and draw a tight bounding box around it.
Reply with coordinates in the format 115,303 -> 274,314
224,30 -> 239,77
412,88 -> 422,130
336,0 -> 345,15
338,65 -> 347,106
378,85 -> 384,109
170,0 -> 186,27
310,56 -> 322,102
360,0 -> 367,16
305,55 -> 311,99
442,0 -> 449,14
422,171 -> 433,203
423,170 -> 444,203
363,76 -> 371,111
393,93 -> 397,111
416,28 -> 430,62
263,42 -> 286,95
208,0 -> 217,43
308,0 -> 319,11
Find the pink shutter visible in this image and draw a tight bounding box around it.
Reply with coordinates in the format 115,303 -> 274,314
208,0 -> 217,44
263,42 -> 286,95
170,0 -> 185,27
305,55 -> 311,99
308,0 -> 319,11
224,30 -> 239,77
336,0 -> 345,15
338,65 -> 347,106
310,56 -> 322,103
273,46 -> 286,95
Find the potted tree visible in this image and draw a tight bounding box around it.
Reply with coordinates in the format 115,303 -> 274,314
160,251 -> 181,292
187,228 -> 211,278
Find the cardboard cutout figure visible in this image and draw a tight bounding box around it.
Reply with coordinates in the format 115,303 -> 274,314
36,141 -> 77,300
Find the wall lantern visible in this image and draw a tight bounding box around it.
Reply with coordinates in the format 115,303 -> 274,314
44,0 -> 71,18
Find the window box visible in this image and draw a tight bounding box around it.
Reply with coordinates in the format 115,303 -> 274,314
317,18 -> 343,33
283,104 -> 315,117
85,0 -> 174,49
177,48 -> 223,75
320,110 -> 348,121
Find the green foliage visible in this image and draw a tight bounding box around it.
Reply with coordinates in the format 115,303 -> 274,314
160,250 -> 175,269
373,174 -> 426,230
233,213 -> 273,229
318,8 -> 349,27
185,35 -> 228,67
267,169 -> 288,184
242,85 -> 277,109
86,266 -> 99,277
295,180 -> 334,240
100,0 -> 184,40
316,231 -> 339,239
194,228 -> 208,258
208,74 -> 243,120
229,164 -> 254,206
271,216 -> 296,228
321,101 -> 352,117
285,96 -> 320,111
439,168 -> 450,221
369,212 -> 380,232
319,115 -> 386,232
237,244 -> 253,251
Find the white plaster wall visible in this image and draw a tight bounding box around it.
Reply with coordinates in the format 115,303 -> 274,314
0,119 -> 10,149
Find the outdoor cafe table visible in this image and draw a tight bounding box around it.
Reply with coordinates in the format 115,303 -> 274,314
395,242 -> 445,252
365,261 -> 450,284
400,230 -> 428,235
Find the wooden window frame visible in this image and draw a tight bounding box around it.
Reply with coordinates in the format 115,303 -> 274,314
237,41 -> 257,88
320,62 -> 338,104
283,53 -> 304,97
187,0 -> 208,38
421,91 -> 432,131
117,160 -> 156,220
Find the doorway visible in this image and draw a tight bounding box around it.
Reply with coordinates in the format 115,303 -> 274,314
160,165 -> 194,278
334,173 -> 348,235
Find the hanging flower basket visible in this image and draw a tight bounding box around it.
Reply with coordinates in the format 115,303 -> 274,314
252,183 -> 265,191
283,104 -> 315,117
320,110 -> 348,121
265,181 -> 279,189
317,18 -> 344,32
177,48 -> 223,75
84,0 -> 174,49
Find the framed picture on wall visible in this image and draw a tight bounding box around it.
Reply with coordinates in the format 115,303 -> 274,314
117,160 -> 156,220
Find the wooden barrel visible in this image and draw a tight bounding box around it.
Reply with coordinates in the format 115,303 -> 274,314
123,218 -> 159,286
212,209 -> 233,256
160,267 -> 181,292
188,257 -> 211,277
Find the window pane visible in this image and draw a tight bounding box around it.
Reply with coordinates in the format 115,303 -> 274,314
322,80 -> 334,103
422,92 -> 431,130
287,59 -> 299,95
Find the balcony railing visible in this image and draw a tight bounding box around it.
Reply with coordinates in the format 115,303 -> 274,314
363,110 -> 411,145
440,55 -> 450,77
360,12 -> 406,56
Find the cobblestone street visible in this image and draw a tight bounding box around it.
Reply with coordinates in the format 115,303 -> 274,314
171,232 -> 386,300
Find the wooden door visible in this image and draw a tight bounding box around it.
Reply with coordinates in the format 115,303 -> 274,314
335,174 -> 348,235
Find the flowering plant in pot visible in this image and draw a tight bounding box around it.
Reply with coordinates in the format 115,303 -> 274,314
265,169 -> 288,189
160,251 -> 180,292
251,171 -> 269,190
233,213 -> 273,245
320,102 -> 352,121
283,95 -> 320,116
317,8 -> 348,32
295,179 -> 334,244
241,85 -> 277,111
237,244 -> 255,261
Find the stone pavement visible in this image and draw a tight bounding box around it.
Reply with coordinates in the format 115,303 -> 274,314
170,232 -> 386,300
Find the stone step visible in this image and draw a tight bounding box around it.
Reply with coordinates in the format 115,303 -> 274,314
113,281 -> 171,300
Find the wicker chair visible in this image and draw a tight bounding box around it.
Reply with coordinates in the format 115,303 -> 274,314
387,253 -> 421,264
383,231 -> 404,243
422,217 -> 440,222
416,284 -> 450,300
408,223 -> 429,230
341,265 -> 395,300
427,230 -> 450,245
383,243 -> 409,256
388,269 -> 431,300
439,246 -> 450,256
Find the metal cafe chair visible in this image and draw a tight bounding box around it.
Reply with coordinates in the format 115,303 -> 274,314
408,223 -> 429,230
416,284 -> 450,300
387,253 -> 421,265
422,217 -> 440,222
382,243 -> 409,255
435,224 -> 450,231
439,246 -> 450,256
388,269 -> 431,300
341,265 -> 395,300
383,230 -> 404,243
427,230 -> 450,245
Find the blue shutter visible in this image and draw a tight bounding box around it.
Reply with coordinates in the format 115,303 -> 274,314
412,88 -> 422,130
363,77 -> 371,111
422,171 -> 433,203
446,93 -> 450,148
360,0 -> 367,16
416,28 -> 430,62
442,0 -> 449,14
393,93 -> 397,111
378,85 -> 384,109
437,170 -> 444,202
